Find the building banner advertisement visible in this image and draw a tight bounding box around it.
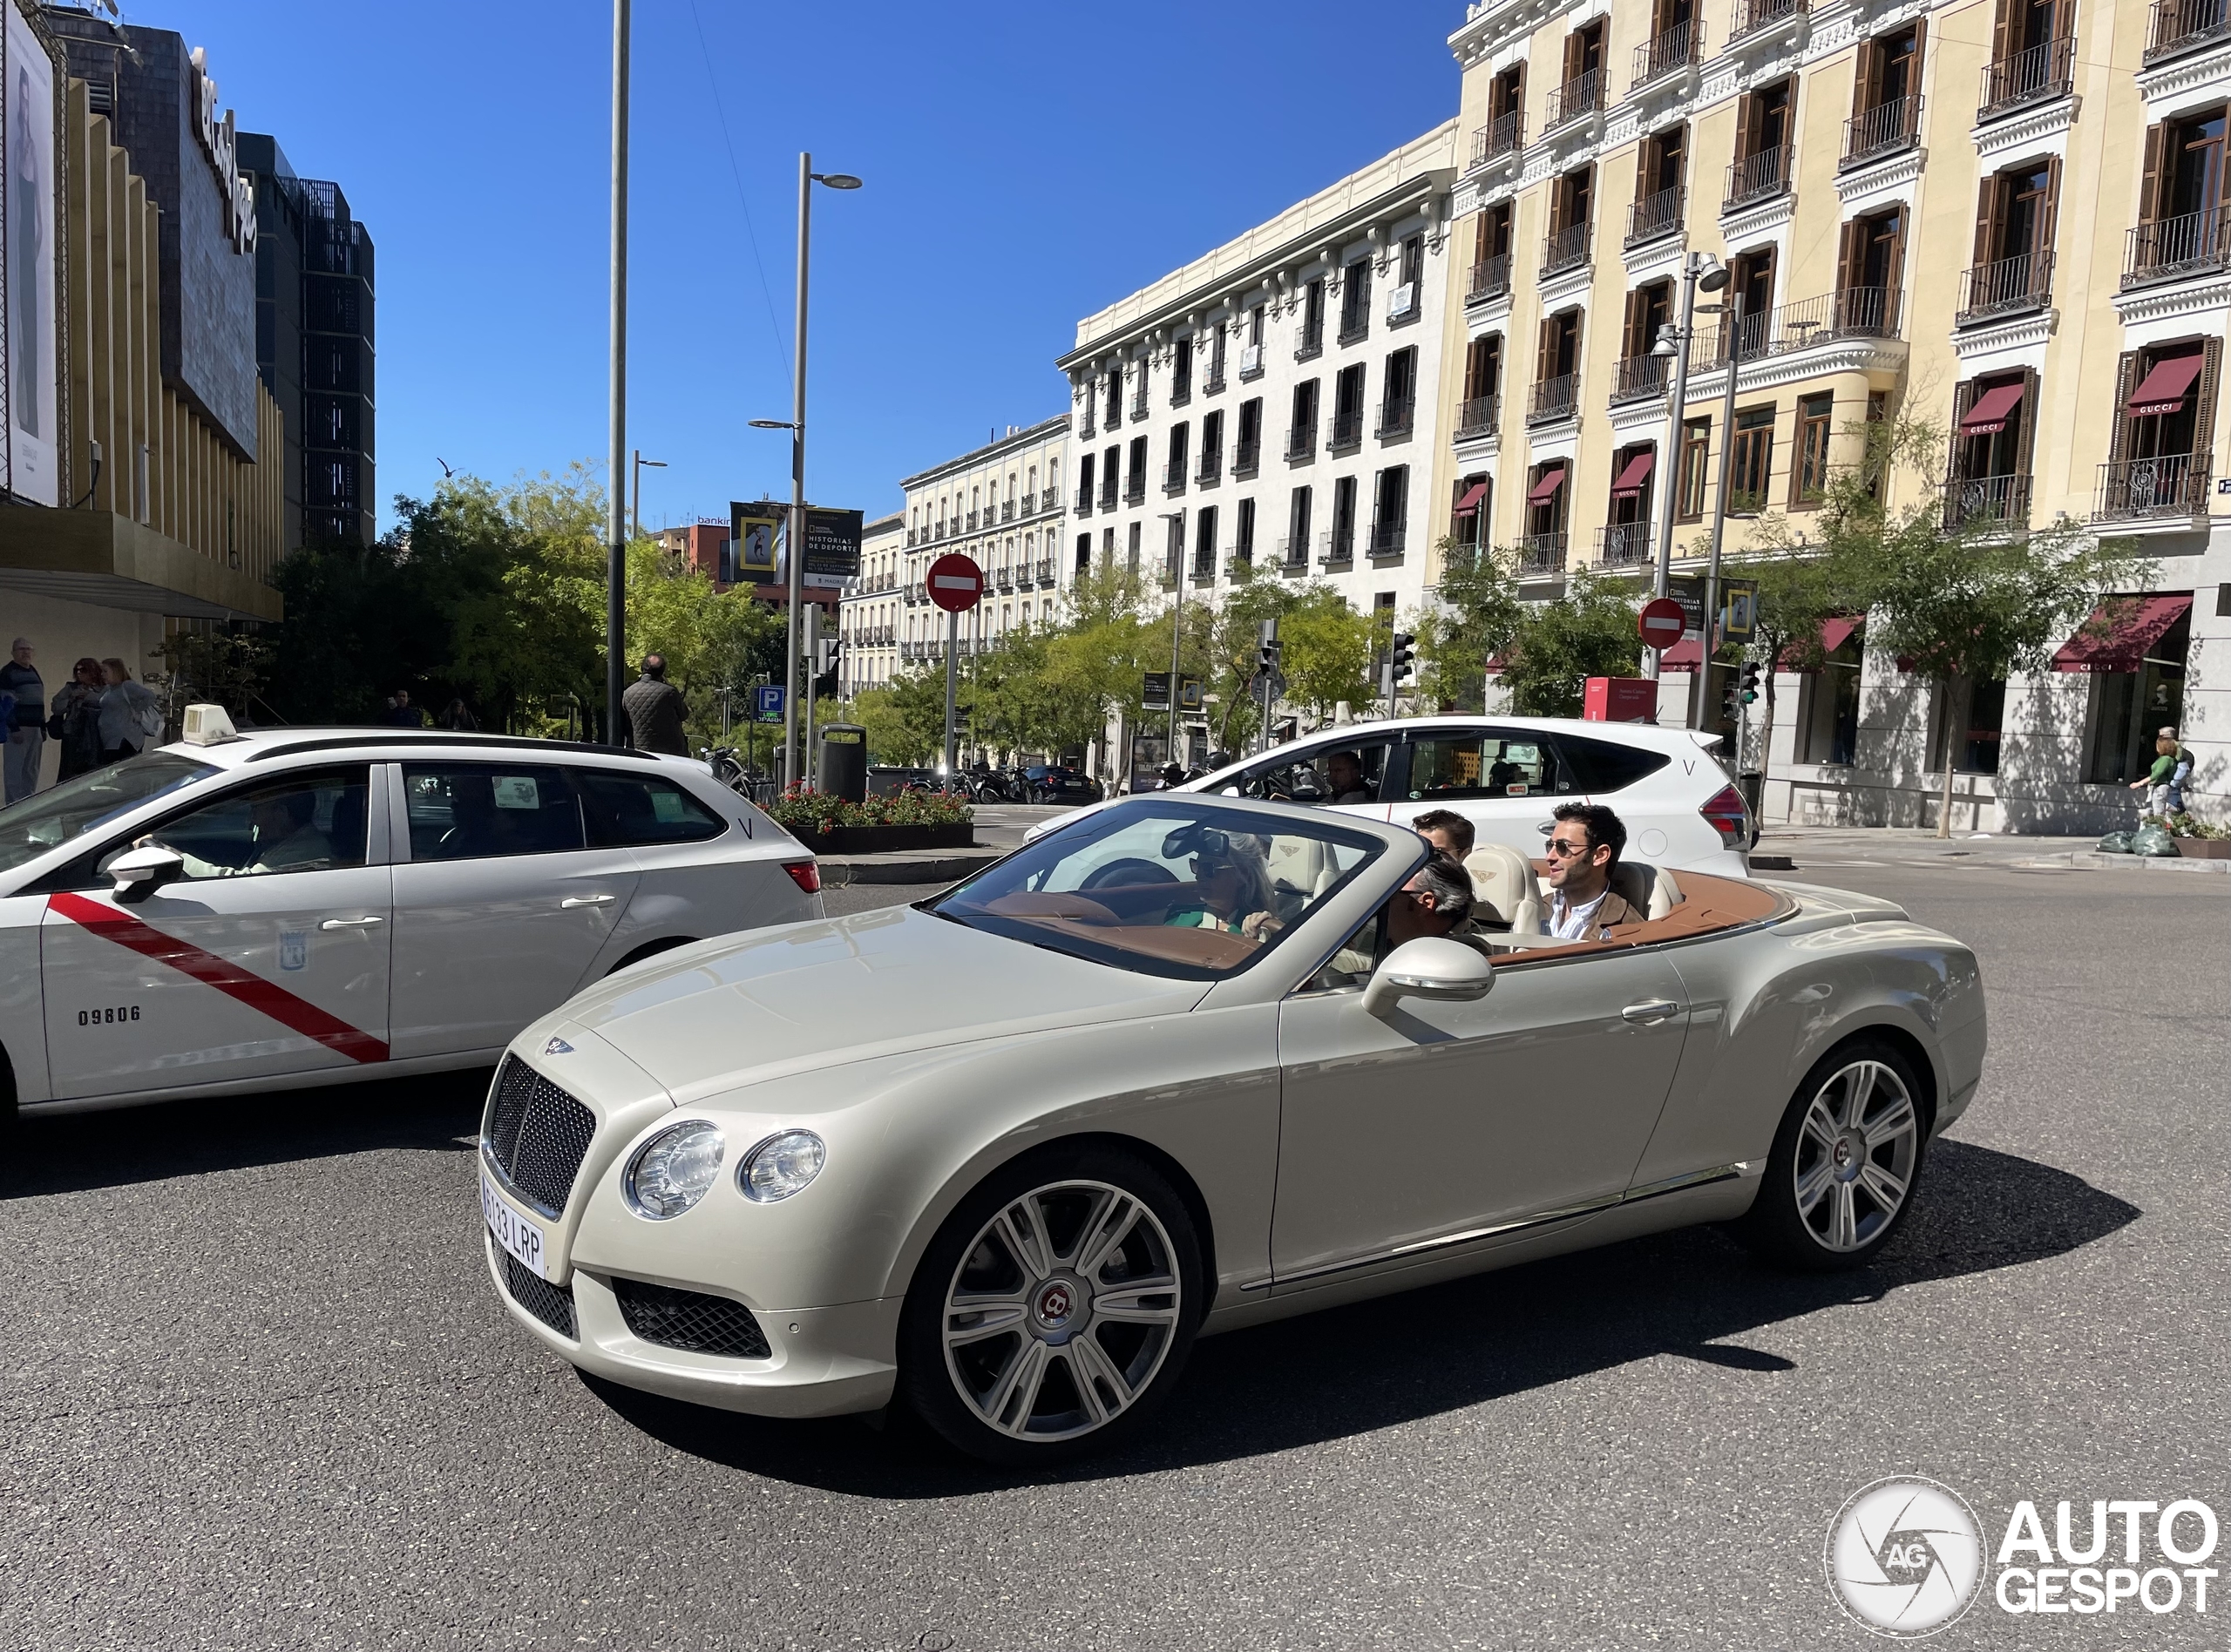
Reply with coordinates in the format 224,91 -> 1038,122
3,0 -> 58,507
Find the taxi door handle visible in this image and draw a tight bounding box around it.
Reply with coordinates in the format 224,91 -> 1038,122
560,894 -> 616,908
320,916 -> 384,930
1621,999 -> 1681,1024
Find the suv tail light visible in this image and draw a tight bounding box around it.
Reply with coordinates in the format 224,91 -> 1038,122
782,860 -> 822,894
1699,784 -> 1749,850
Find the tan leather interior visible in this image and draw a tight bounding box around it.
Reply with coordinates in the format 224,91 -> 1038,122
1463,843 -> 1545,934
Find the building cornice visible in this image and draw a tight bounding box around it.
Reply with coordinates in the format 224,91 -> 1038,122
1834,146 -> 1927,208
2112,273 -> 2231,328
1682,336 -> 1907,398
1971,94 -> 2079,162
1720,190 -> 1798,243
900,414 -> 1072,491
1951,308 -> 2057,359
2134,37 -> 2231,109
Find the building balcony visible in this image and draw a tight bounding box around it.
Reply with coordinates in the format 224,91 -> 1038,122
1129,399 -> 1149,423
1468,112 -> 1524,171
1699,285 -> 1900,361
1723,145 -> 1792,212
1319,528 -> 1354,566
1978,37 -> 2074,120
1517,531 -> 1569,576
1611,354 -> 1672,404
1124,477 -> 1146,505
1367,523 -> 1407,558
2123,206 -> 2231,291
1105,402 -> 1122,429
1233,440 -> 1261,478
1170,383 -> 1191,410
1099,486 -> 1120,513
1543,69 -> 1604,133
1956,252 -> 2053,327
1202,369 -> 1226,396
1239,345 -> 1265,381
994,565 -> 1014,591
1527,373 -> 1580,425
1077,418 -> 1095,442
1329,409 -> 1364,452
1337,314 -> 1369,347
1041,488 -> 1058,511
1036,559 -> 1055,585
1942,473 -> 2032,531
1541,222 -> 1592,279
1726,0 -> 1806,47
1075,486 -> 1094,516
1841,96 -> 1922,170
966,511 -> 979,531
1197,456 -> 1222,486
1596,522 -> 1653,567
905,528 -> 919,546
1190,550 -> 1217,582
1632,19 -> 1702,89
1276,535 -> 1309,572
2145,0 -> 2231,64
2094,454 -> 2211,522
1285,426 -> 1317,462
1376,396 -> 1415,440
1000,500 -> 1014,522
1467,254 -> 1513,306
1626,185 -> 1685,249
1163,459 -> 1188,494
1455,394 -> 1501,441
1295,329 -> 1325,362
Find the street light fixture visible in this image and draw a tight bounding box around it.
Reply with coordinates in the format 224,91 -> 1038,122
1644,253 -> 1726,686
631,450 -> 665,540
1159,511 -> 1186,763
749,158 -> 862,791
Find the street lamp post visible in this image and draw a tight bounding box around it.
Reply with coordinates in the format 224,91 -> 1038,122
752,158 -> 860,791
630,450 -> 665,540
605,0 -> 631,746
1692,289 -> 1746,731
1159,511 -> 1184,766
1646,253 -> 1726,681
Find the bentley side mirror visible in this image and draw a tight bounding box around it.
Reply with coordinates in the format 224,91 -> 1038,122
107,843 -> 186,904
1362,937 -> 1495,1019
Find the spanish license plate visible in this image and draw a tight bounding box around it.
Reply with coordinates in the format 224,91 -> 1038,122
481,1168 -> 548,1278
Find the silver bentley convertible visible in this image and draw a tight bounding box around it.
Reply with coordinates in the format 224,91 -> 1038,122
476,795 -> 1986,1464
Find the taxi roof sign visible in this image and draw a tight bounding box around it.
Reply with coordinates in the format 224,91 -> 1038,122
182,704 -> 241,746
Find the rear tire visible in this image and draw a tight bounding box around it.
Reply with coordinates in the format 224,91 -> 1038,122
899,1143 -> 1203,1466
1736,1037 -> 1929,1271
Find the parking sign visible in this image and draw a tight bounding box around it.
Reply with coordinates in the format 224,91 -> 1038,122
754,685 -> 786,723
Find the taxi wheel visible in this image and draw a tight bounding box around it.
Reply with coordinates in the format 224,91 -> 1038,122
1736,1038 -> 1929,1272
899,1144 -> 1202,1466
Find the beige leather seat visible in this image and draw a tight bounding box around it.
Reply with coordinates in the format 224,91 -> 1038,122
1464,843 -> 1545,934
1608,861 -> 1683,921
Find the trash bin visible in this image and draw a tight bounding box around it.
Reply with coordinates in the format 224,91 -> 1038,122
819,724 -> 867,803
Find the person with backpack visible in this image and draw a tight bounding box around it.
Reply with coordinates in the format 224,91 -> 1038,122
96,658 -> 162,762
47,656 -> 107,781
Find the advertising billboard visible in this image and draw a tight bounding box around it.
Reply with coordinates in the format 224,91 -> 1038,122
729,502 -> 782,585
3,1 -> 58,506
802,507 -> 863,581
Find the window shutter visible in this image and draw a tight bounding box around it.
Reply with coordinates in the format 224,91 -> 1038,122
1851,38 -> 1879,120
1948,381 -> 1979,479
1836,217 -> 1864,295
2108,350 -> 2141,467
2039,157 -> 2062,259
1907,18 -> 1928,99
1563,28 -> 1583,82
1735,91 -> 1757,161
1990,0 -> 2016,65
1622,288 -> 1644,358
1537,316 -> 1556,383
1634,132 -> 1653,200
2191,339 -> 2223,474
2017,366 -> 2042,479
2138,125 -> 2166,226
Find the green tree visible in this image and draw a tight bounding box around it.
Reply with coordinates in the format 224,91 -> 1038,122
1417,539 -> 1525,711
1501,570 -> 1640,717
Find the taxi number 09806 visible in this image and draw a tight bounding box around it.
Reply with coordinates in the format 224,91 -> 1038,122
480,1170 -> 549,1279
79,1005 -> 142,1026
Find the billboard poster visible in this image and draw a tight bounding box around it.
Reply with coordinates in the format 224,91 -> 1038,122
729,502 -> 782,585
803,507 -> 863,581
3,0 -> 58,506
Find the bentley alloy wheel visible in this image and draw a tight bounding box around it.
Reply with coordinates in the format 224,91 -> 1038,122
1738,1038 -> 1929,1272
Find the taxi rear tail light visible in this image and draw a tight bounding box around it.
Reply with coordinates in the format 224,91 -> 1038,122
783,860 -> 822,894
1699,784 -> 1749,849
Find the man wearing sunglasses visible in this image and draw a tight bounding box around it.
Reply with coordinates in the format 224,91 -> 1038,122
1543,803 -> 1635,941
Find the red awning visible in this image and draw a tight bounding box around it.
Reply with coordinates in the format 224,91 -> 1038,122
2051,594 -> 2193,674
2128,354 -> 2205,417
1453,481 -> 1488,514
1959,383 -> 2025,436
1777,615 -> 1862,670
1610,451 -> 1655,499
1658,634 -> 1704,672
1527,466 -> 1567,504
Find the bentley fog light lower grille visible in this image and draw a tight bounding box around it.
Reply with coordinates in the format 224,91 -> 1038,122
612,1277 -> 772,1358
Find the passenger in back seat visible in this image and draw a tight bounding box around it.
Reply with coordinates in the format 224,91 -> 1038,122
1543,803 -> 1637,940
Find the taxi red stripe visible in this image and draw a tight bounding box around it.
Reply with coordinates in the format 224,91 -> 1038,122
47,890 -> 390,1064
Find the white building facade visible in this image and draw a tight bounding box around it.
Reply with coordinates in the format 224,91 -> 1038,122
838,512 -> 905,696
1055,125 -> 1462,639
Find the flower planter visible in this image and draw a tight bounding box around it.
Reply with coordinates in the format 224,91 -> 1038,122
788,822 -> 976,857
2174,837 -> 2231,859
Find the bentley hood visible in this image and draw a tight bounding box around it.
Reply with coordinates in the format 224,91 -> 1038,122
544,904 -> 1208,1104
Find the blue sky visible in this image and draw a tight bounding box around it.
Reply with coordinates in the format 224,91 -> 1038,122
161,1 -> 1465,537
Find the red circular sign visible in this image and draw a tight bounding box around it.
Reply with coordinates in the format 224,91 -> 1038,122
926,552 -> 986,613
1638,596 -> 1686,647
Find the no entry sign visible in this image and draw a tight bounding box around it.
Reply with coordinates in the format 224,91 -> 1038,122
927,554 -> 986,613
1638,596 -> 1686,648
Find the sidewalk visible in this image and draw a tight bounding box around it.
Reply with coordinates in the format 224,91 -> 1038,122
1752,823 -> 2231,876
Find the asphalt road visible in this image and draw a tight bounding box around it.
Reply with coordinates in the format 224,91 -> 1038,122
3,854 -> 2223,1651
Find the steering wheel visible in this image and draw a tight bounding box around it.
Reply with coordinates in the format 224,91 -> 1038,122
1080,857 -> 1177,891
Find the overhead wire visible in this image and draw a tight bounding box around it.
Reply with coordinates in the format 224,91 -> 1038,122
686,0 -> 793,394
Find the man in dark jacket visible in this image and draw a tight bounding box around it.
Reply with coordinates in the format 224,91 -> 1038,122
1543,802 -> 1638,939
2,638 -> 46,802
622,654 -> 689,755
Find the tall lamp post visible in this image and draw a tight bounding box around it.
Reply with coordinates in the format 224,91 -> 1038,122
1159,511 -> 1185,765
750,157 -> 861,789
1645,253 -> 1726,681
630,450 -> 665,539
605,0 -> 632,745
1690,284 -> 1747,732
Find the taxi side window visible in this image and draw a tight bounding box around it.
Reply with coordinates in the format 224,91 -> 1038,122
403,764 -> 587,860
1396,732 -> 1577,800
141,768 -> 370,880
1234,740 -> 1394,805
579,771 -> 727,847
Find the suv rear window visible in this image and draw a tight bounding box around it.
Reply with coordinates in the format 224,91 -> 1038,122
1552,734 -> 1671,793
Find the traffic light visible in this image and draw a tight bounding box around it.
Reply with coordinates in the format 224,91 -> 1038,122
1739,662 -> 1760,705
1390,632 -> 1416,684
1721,675 -> 1741,721
813,636 -> 842,699
1258,635 -> 1283,675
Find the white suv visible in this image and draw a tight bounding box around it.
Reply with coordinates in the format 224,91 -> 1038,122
1039,716 -> 1749,875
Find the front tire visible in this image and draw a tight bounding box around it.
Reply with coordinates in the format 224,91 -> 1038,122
899,1145 -> 1202,1466
1736,1038 -> 1928,1271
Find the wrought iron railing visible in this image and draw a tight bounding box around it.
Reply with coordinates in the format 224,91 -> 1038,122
1468,254 -> 1513,304
1979,37 -> 2075,118
1596,523 -> 1653,566
1841,96 -> 1922,168
1941,474 -> 2032,531
1455,394 -> 1501,440
1233,439 -> 1261,477
1468,112 -> 1524,170
1632,19 -> 1701,87
1726,0 -> 1805,45
1041,488 -> 1058,511
1163,458 -> 1188,494
1697,286 -> 1900,360
1074,486 -> 1094,515
1724,144 -> 1791,210
1197,453 -> 1222,485
1099,481 -> 1119,511
1955,252 -> 2053,326
1517,531 -> 1569,575
1320,528 -> 1354,565
1627,185 -> 1685,247
2094,454 -> 2210,521
1124,475 -> 1146,504
2145,0 -> 2231,63
1330,408 -> 1364,450
1544,70 -> 1604,132
2123,206 -> 2231,290
1611,354 -> 1672,403
1276,535 -> 1308,569
1541,221 -> 1592,277
1285,423 -> 1317,462
1368,522 -> 1407,557
1377,396 -> 1415,440
1528,373 -> 1580,423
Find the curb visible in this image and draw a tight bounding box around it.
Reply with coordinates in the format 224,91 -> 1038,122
2022,850 -> 2231,876
817,849 -> 1007,887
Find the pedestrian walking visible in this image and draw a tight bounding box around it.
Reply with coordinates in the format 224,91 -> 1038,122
437,696 -> 478,732
2129,727 -> 2186,819
47,656 -> 107,782
621,653 -> 689,755
1,637 -> 45,802
385,687 -> 426,728
96,658 -> 161,762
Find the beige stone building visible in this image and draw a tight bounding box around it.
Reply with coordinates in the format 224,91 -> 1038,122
1434,0 -> 2229,830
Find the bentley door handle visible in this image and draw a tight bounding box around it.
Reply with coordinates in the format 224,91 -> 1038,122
320,916 -> 384,930
1620,999 -> 1681,1024
560,894 -> 616,909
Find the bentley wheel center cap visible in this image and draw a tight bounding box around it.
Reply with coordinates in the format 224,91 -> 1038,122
1832,1132 -> 1863,1181
1033,1277 -> 1085,1333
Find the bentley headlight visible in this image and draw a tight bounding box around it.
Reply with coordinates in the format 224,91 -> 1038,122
623,1121 -> 725,1220
739,1130 -> 826,1203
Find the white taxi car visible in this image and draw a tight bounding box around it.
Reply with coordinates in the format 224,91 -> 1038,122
0,713 -> 819,1118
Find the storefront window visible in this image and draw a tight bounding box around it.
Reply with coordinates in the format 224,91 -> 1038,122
1929,680 -> 2006,775
2085,609 -> 2190,782
1799,638 -> 1862,765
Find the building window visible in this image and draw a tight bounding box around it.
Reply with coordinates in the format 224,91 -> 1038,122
1236,497 -> 1256,564
1834,208 -> 1907,335
1794,393 -> 1834,504
1194,505 -> 1217,576
1797,629 -> 1864,765
1299,278 -> 1326,356
2085,606 -> 2191,781
1380,348 -> 1417,438
1101,526 -> 1116,565
1729,406 -> 1776,511
1165,422 -> 1190,493
1330,476 -> 1358,560
1338,260 -> 1372,343
1172,337 -> 1193,405
1127,436 -> 1149,503
1370,465 -> 1408,555
1452,473 -> 1489,552
1075,531 -> 1091,572
1076,452 -> 1095,511
1101,446 -> 1120,510
1332,365 -> 1366,450
1286,486 -> 1312,565
1126,520 -> 1142,574
1847,24 -> 1925,165
1678,417 -> 1712,519
1235,397 -> 1263,473
2100,339 -> 2220,519
1728,79 -> 1794,206
1288,380 -> 1320,460
1930,679 -> 2007,775
1199,409 -> 1223,482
